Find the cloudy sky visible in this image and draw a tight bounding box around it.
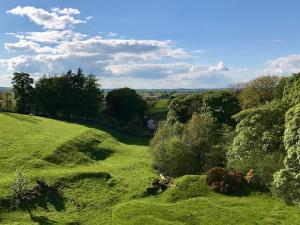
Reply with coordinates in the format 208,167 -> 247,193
0,0 -> 300,88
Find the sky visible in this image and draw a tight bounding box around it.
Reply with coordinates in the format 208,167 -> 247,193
0,0 -> 300,88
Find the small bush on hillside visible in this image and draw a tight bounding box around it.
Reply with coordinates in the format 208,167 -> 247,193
146,175 -> 172,195
206,167 -> 246,194
11,171 -> 64,212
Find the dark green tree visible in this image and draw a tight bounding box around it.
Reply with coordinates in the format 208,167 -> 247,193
105,88 -> 147,126
12,72 -> 34,114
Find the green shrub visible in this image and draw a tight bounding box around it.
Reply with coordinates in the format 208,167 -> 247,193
227,101 -> 287,186
274,104 -> 300,204
151,113 -> 218,177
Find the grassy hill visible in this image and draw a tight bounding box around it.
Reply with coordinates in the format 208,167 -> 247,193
0,112 -> 299,224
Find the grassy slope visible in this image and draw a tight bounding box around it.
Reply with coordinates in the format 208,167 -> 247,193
148,99 -> 170,120
0,112 -> 299,224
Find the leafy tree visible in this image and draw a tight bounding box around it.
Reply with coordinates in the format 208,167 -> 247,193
105,88 -> 147,126
280,73 -> 300,107
167,91 -> 240,126
33,69 -> 103,119
202,91 -> 240,126
0,91 -> 14,111
238,75 -> 280,109
227,101 -> 287,185
12,72 -> 34,114
167,93 -> 203,123
274,104 -> 300,204
151,113 -> 220,177
83,74 -> 104,119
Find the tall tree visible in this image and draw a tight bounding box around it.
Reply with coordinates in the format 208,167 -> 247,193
238,75 -> 280,109
105,88 -> 147,126
12,72 -> 34,114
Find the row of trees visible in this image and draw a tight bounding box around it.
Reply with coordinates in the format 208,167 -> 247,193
12,70 -> 103,120
10,70 -> 147,133
151,74 -> 300,205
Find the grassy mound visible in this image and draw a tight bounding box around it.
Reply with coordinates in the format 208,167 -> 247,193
160,175 -> 212,202
1,112 -> 300,224
44,130 -> 113,165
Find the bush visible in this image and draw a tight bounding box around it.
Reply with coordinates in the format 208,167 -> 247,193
206,167 -> 227,186
227,101 -> 287,186
151,113 -> 218,177
273,104 -> 300,204
206,167 -> 246,194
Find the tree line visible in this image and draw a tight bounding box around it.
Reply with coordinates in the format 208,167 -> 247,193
8,69 -> 147,134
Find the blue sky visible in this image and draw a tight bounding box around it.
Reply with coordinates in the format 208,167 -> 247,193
0,0 -> 300,88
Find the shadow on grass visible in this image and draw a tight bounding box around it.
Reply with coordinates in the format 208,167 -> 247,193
59,118 -> 150,146
2,112 -> 42,124
30,215 -> 58,225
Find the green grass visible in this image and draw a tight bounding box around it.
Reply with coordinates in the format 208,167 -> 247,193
0,112 -> 299,224
148,99 -> 170,120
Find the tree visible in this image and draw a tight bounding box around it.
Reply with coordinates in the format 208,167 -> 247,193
202,91 -> 240,126
0,92 -> 14,111
280,73 -> 300,107
33,69 -> 103,119
167,93 -> 203,124
105,88 -> 147,127
12,72 -> 34,114
238,75 -> 280,109
151,113 -> 220,177
167,91 -> 240,126
227,101 -> 287,185
274,104 -> 300,204
83,74 -> 104,119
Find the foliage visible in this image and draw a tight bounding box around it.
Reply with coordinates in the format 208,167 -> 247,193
238,75 -> 280,109
201,91 -> 241,126
151,113 -> 219,177
206,167 -> 246,194
33,69 -> 104,119
167,91 -> 240,126
12,72 -> 34,114
227,101 -> 287,186
273,104 -> 300,204
0,91 -> 14,111
280,73 -> 300,107
12,170 -> 30,202
167,93 -> 203,123
105,88 -> 147,130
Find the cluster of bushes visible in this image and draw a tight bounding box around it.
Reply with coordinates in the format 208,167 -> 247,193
151,74 -> 300,204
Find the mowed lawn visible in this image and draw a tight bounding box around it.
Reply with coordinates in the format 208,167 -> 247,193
0,112 -> 299,225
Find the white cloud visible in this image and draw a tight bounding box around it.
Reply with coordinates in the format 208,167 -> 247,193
4,40 -> 40,52
272,39 -> 283,43
7,6 -> 85,30
51,7 -> 80,15
0,5 -> 253,88
265,55 -> 300,74
7,30 -> 88,44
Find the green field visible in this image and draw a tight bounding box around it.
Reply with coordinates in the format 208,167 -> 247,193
0,112 -> 299,224
148,99 -> 170,120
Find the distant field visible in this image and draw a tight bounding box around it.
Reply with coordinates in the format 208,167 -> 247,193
0,112 -> 299,224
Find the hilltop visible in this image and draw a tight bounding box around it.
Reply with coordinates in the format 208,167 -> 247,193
0,112 -> 299,224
